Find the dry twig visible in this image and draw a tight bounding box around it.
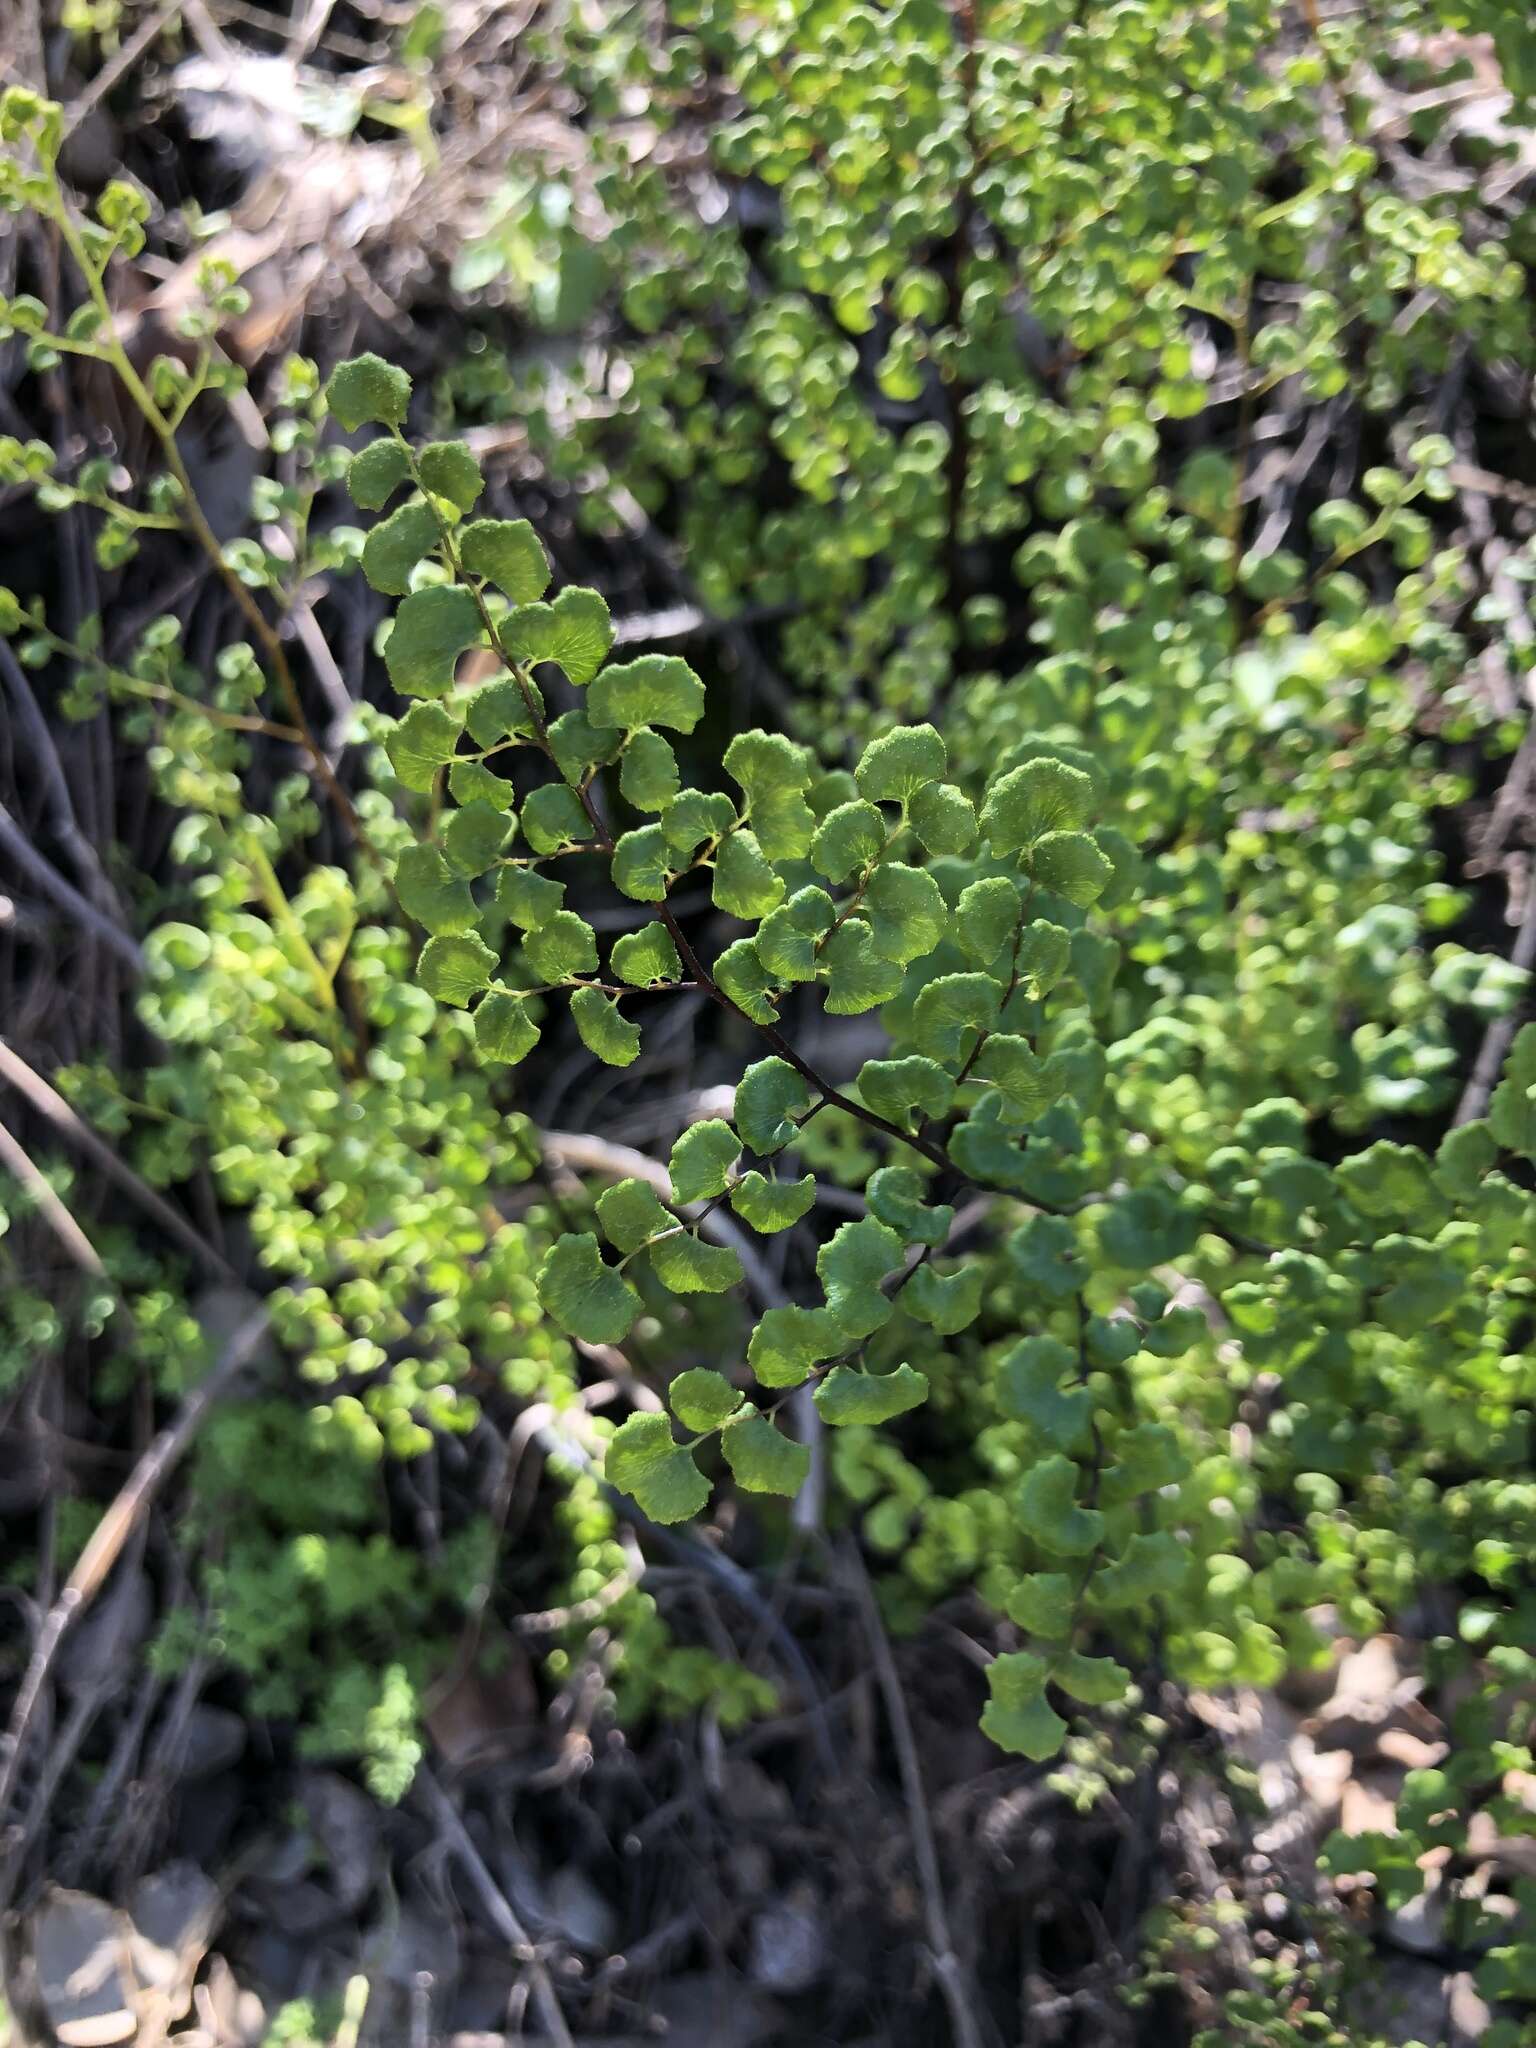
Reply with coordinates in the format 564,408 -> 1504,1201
0,1303 -> 270,1871
0,1112 -> 106,1277
0,803 -> 143,973
1455,859 -> 1536,1126
413,1766 -> 576,2048
0,1037 -> 236,1280
841,1536 -> 986,2048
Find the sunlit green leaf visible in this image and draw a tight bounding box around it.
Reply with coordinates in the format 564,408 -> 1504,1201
670,1368 -> 744,1432
720,1411 -> 810,1496
507,587 -> 613,686
474,988 -> 539,1063
385,700 -> 461,791
814,1362 -> 928,1426
442,799 -> 510,877
748,1304 -> 844,1388
734,1058 -> 812,1155
327,353 -> 410,431
460,517 -> 549,602
854,725 -> 946,804
1019,1454 -> 1104,1557
418,931 -> 496,1006
810,799 -> 885,882
1029,830 -> 1114,907
363,498 -> 440,597
418,439 -> 483,514
347,439 -> 411,511
818,1218 -> 902,1339
670,1119 -> 742,1204
649,1230 -> 744,1294
524,909 -> 598,983
384,585 -> 483,697
588,653 -> 706,734
981,757 -> 1095,857
619,729 -> 680,810
495,865 -> 566,931
605,1412 -> 708,1523
611,922 -> 681,986
396,843 -> 477,934
538,1232 -> 641,1344
596,1176 -> 672,1254
724,729 -> 816,859
571,987 -> 641,1066
713,828 -> 784,919
730,1171 -> 815,1232
981,1652 -> 1067,1759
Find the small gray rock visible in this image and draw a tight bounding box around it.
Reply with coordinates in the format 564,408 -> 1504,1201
718,1760 -> 792,1825
57,1568 -> 152,1697
174,1704 -> 247,1781
1385,1878 -> 1445,1957
446,1955 -> 518,2033
299,1769 -> 381,1914
648,1970 -> 781,2047
126,1862 -> 221,2034
747,1881 -> 825,1995
374,1894 -> 459,1991
544,1867 -> 616,1953
1446,1970 -> 1494,2047
34,1889 -> 136,2047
